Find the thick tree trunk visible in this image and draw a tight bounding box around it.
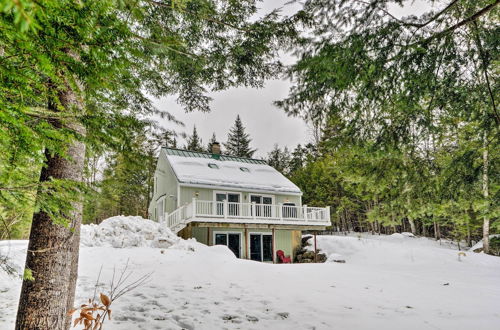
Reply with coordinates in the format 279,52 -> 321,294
16,75 -> 85,329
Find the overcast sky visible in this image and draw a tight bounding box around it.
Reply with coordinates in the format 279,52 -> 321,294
152,0 -> 432,158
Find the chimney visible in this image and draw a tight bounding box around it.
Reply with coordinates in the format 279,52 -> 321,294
211,142 -> 221,155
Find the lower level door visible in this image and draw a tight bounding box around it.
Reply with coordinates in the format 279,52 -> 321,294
249,233 -> 273,262
215,233 -> 241,258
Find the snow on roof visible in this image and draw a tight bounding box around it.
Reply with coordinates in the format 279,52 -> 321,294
164,148 -> 301,194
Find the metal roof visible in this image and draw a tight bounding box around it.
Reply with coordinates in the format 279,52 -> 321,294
163,147 -> 268,165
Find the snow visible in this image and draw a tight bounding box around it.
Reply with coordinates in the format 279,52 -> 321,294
80,216 -> 182,248
469,235 -> 500,252
166,154 -> 301,194
2,219 -> 500,330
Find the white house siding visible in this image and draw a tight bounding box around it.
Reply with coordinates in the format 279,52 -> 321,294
179,186 -> 301,207
149,150 -> 179,220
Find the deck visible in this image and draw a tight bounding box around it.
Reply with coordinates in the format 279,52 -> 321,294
163,199 -> 331,233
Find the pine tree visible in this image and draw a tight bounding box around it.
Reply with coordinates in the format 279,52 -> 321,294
186,126 -> 204,152
2,1 -> 298,327
267,144 -> 291,175
225,115 -> 256,158
289,144 -> 307,174
206,132 -> 218,153
159,130 -> 178,149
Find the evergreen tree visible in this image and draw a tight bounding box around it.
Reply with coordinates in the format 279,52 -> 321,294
267,144 -> 291,175
225,115 -> 256,158
289,144 -> 307,174
158,130 -> 178,149
1,1 -> 297,327
186,126 -> 204,152
206,132 -> 218,153
279,0 -> 498,250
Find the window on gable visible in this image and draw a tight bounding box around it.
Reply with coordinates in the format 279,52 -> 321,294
208,163 -> 219,169
240,167 -> 250,172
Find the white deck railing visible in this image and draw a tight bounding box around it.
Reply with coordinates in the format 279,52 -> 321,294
165,199 -> 330,233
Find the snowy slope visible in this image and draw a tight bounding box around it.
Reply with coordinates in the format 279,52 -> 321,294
1,218 -> 500,330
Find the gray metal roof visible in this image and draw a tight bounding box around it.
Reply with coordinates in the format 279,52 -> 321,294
163,147 -> 268,165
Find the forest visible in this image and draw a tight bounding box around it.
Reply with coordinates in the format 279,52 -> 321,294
0,0 -> 498,329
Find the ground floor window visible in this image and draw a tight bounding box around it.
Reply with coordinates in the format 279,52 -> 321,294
249,233 -> 273,262
214,232 -> 241,258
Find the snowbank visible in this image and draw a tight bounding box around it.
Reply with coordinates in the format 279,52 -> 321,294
81,216 -> 181,248
2,231 -> 500,329
469,234 -> 500,252
80,215 -> 237,259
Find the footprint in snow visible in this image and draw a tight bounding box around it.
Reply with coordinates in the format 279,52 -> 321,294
276,312 -> 289,319
246,315 -> 259,322
222,314 -> 242,323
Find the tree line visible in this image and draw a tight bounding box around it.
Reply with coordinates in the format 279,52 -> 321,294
273,0 -> 499,252
0,0 -> 498,329
82,114 -> 257,225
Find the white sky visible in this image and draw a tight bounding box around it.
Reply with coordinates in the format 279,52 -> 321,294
151,0 -> 433,158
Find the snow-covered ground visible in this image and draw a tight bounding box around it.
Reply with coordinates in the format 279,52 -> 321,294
1,217 -> 500,330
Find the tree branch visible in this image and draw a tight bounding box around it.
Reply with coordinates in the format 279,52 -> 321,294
472,21 -> 500,125
422,0 -> 500,44
145,0 -> 251,33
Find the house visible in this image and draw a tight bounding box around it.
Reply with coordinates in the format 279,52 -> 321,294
149,143 -> 330,262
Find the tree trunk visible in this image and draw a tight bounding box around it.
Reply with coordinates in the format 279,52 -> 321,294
433,221 -> 441,241
408,218 -> 416,236
16,70 -> 85,329
472,20 -> 494,254
482,132 -> 490,254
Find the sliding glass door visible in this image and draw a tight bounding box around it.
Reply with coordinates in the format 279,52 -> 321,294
215,233 -> 241,258
215,192 -> 240,216
250,195 -> 273,217
249,233 -> 273,262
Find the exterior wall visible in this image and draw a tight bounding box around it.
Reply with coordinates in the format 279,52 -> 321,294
275,230 -> 293,259
179,186 -> 302,207
186,225 -> 301,262
179,186 -> 213,205
291,230 -> 302,260
192,227 -> 208,245
148,150 -> 179,221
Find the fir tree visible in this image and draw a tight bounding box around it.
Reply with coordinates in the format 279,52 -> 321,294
186,126 -> 204,152
289,144 -> 307,174
1,1 -> 298,327
206,132 -> 218,153
224,115 -> 256,158
159,130 -> 178,149
267,144 -> 291,175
